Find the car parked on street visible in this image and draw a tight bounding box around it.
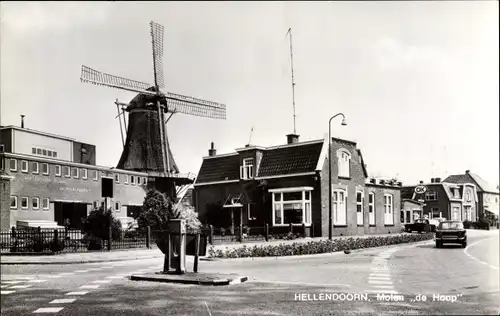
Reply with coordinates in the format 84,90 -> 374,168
435,220 -> 467,248
404,219 -> 436,233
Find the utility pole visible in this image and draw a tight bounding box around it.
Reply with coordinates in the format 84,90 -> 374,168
286,28 -> 297,134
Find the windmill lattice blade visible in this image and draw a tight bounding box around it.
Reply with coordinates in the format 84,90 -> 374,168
80,65 -> 156,96
165,92 -> 226,120
150,21 -> 165,89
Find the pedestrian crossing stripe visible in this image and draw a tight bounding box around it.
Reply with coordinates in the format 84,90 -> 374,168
1,290 -> 16,294
33,307 -> 64,313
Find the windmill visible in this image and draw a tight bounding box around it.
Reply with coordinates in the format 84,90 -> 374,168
80,21 -> 227,200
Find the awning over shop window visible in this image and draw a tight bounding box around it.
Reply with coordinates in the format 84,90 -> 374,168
485,208 -> 499,216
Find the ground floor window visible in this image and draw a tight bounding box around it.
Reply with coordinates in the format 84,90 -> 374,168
384,194 -> 394,225
368,192 -> 375,225
10,196 -> 17,209
332,189 -> 347,226
431,207 -> 441,218
356,191 -> 364,225
271,187 -> 312,226
464,206 -> 472,221
452,206 -> 461,221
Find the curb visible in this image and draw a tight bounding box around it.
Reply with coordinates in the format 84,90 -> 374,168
202,238 -> 434,262
0,255 -> 164,265
130,274 -> 248,286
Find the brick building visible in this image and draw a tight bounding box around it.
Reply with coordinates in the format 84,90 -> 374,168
0,125 -> 151,231
193,134 -> 402,237
401,178 -> 478,222
443,170 -> 499,223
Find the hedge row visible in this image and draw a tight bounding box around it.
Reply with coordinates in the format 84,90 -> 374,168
207,233 -> 434,258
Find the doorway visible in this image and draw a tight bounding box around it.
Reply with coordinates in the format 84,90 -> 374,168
54,202 -> 89,230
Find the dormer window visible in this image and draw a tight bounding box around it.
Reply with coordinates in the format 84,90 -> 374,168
425,190 -> 438,201
240,158 -> 254,180
453,188 -> 460,199
337,149 -> 351,178
466,190 -> 471,202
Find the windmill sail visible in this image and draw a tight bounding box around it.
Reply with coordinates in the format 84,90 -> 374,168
150,21 -> 165,89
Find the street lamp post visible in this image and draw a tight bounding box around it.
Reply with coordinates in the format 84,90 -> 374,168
328,113 -> 347,240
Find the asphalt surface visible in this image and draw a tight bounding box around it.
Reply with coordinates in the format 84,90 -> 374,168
1,231 -> 499,315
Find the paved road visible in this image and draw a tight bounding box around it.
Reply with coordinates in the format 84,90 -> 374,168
1,232 -> 498,315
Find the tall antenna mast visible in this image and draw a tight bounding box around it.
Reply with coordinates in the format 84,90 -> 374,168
286,28 -> 297,134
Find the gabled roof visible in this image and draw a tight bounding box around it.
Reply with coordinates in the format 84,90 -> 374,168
257,141 -> 323,177
444,172 -> 499,194
195,154 -> 240,184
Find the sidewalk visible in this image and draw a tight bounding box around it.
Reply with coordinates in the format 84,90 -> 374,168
1,231 -> 426,265
0,247 -> 164,265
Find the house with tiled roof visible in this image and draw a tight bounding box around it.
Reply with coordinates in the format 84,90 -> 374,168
443,170 -> 499,221
401,177 -> 478,222
193,134 -> 402,237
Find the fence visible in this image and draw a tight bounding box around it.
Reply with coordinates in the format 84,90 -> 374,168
0,223 -> 315,254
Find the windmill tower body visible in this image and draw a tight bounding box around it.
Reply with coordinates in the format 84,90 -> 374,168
80,21 -> 226,201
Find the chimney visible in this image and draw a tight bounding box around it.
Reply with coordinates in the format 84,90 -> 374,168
208,142 -> 217,156
419,180 -> 424,184
20,115 -> 25,128
286,134 -> 299,144
465,170 -> 470,174
430,178 -> 435,183
435,177 -> 441,183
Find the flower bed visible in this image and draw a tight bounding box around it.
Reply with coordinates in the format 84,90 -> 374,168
207,233 -> 434,258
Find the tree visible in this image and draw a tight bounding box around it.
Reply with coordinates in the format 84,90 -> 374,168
82,206 -> 122,250
137,189 -> 201,231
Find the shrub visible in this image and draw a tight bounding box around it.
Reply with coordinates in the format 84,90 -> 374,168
83,206 -> 122,242
208,233 -> 434,258
463,220 -> 472,229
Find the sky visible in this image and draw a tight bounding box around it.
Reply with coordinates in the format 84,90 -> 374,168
1,1 -> 498,187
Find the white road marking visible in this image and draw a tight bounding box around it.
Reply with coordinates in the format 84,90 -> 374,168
106,276 -> 124,279
44,275 -> 62,279
464,237 -> 499,270
28,280 -> 47,283
101,267 -> 114,269
2,281 -> 24,284
65,291 -> 88,296
74,270 -> 89,273
1,290 -> 16,294
49,298 -> 76,304
369,276 -> 391,280
0,285 -> 8,288
372,285 -> 394,289
255,280 -> 351,287
87,268 -> 102,271
33,307 -> 64,313
10,285 -> 32,289
368,280 -> 393,284
92,280 -> 112,284
79,285 -> 100,289
58,273 -> 75,276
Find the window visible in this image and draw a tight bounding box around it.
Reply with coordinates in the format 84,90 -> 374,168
431,207 -> 441,218
64,166 -> 70,178
115,174 -> 120,183
93,170 -> 99,181
337,149 -> 351,178
124,175 -> 129,184
21,197 -> 28,209
55,165 -> 61,177
32,162 -> 39,174
384,194 -> 394,225
272,188 -> 312,226
82,169 -> 87,179
0,156 -> 3,170
47,151 -> 52,157
37,148 -> 42,155
42,163 -> 49,175
53,151 -> 57,158
425,190 -> 438,201
332,189 -> 347,225
93,201 -> 99,209
240,158 -> 254,180
10,196 -> 18,209
42,198 -> 49,210
131,175 -> 135,185
42,149 -> 47,156
453,188 -> 460,199
406,210 -> 411,223
10,159 -> 17,171
356,191 -> 364,225
33,197 -> 40,210
32,147 -> 36,154
21,160 -> 28,173
368,192 -> 375,225
143,177 -> 147,185
72,168 -> 79,179
115,202 -> 121,212
466,191 -> 472,202
464,206 -> 472,221
452,206 -> 461,221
